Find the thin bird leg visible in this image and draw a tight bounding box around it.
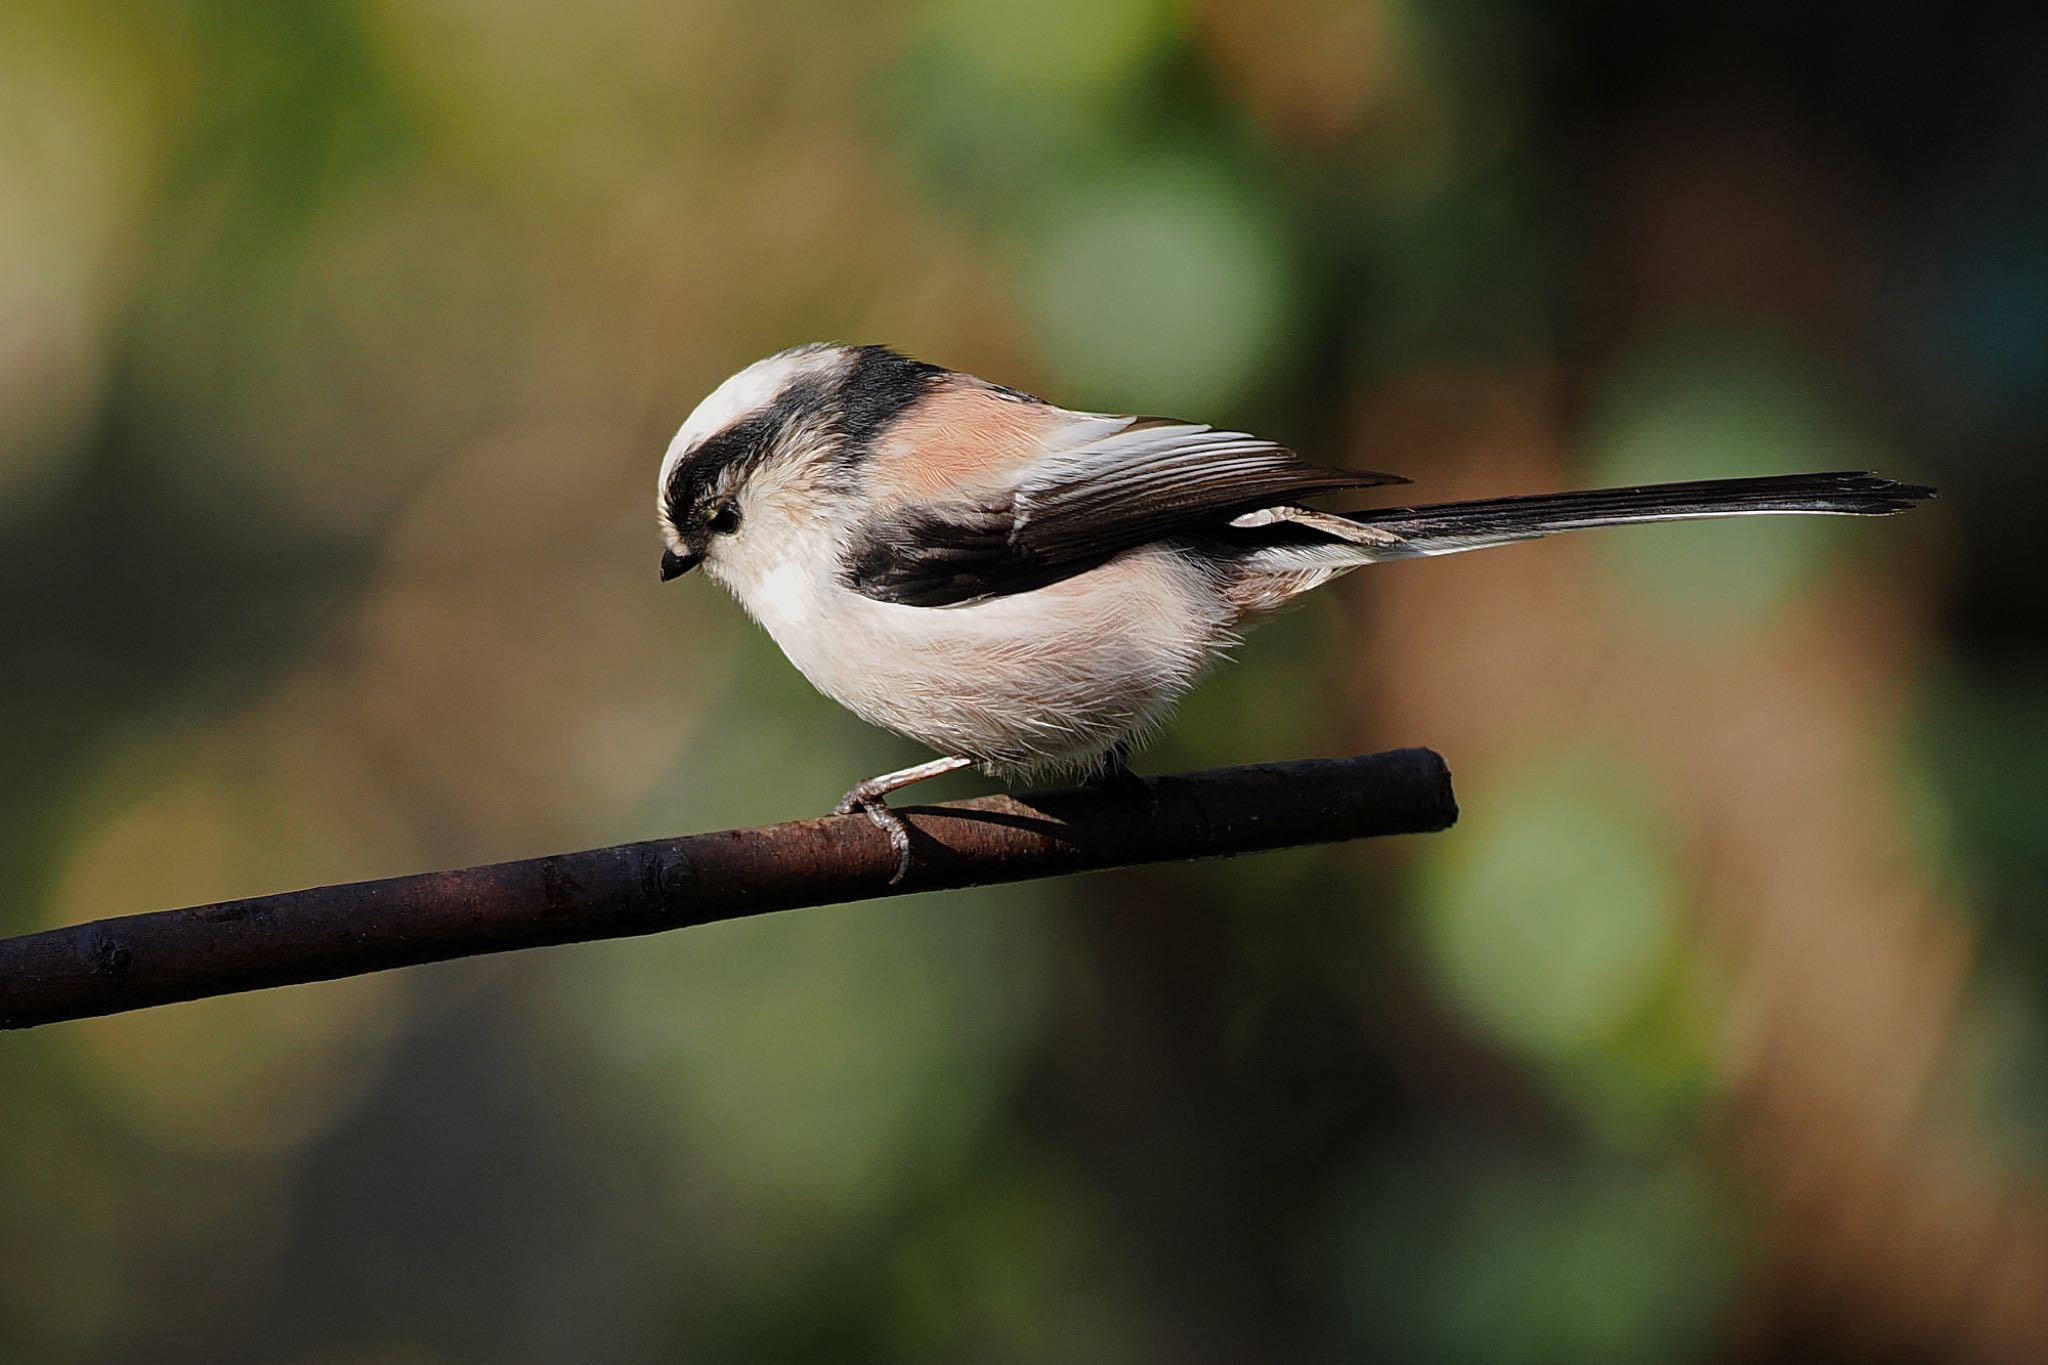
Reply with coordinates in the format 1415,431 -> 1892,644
1084,739 -> 1148,791
833,756 -> 975,883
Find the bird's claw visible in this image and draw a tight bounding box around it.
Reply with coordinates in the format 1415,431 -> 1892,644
834,786 -> 915,884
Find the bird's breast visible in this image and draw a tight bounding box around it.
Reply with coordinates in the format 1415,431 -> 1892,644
726,542 -> 1231,772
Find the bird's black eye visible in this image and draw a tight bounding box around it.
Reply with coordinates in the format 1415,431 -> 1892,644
707,502 -> 741,535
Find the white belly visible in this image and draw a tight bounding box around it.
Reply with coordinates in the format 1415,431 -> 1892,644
717,542 -> 1230,774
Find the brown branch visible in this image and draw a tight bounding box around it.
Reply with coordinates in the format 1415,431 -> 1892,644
0,748 -> 1456,1030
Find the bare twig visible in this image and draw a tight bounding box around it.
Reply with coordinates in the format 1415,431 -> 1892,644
0,748 -> 1455,1030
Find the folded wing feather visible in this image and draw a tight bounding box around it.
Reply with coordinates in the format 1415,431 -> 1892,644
844,409 -> 1404,607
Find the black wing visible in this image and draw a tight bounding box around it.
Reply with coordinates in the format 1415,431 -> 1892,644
842,418 -> 1405,607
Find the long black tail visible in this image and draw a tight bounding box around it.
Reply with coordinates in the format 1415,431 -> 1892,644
1338,471 -> 1935,558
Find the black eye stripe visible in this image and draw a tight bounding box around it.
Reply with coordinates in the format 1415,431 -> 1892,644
668,347 -> 947,525
665,416 -> 766,526
663,372 -> 836,528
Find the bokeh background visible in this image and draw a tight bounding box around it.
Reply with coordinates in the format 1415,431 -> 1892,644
3,0 -> 2043,1360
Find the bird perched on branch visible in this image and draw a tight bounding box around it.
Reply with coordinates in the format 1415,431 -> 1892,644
656,343 -> 1934,878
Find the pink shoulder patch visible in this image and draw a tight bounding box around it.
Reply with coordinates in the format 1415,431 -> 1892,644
872,379 -> 1062,499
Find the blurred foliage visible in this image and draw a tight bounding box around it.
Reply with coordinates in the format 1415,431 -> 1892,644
3,0 -> 2045,1361
1332,1142 -> 1743,1365
1419,752 -> 1718,1145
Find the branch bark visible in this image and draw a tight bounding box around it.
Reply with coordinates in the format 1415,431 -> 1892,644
0,748 -> 1455,1030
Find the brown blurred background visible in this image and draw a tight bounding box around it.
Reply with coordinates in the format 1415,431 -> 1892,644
2,1 -> 2043,1361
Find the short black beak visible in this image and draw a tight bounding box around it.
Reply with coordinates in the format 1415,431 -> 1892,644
660,548 -> 701,582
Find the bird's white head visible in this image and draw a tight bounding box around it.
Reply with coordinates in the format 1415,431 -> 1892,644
654,343 -> 945,585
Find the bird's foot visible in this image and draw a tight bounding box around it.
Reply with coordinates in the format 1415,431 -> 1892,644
834,782 -> 915,884
832,756 -> 974,885
1084,743 -> 1149,793
1085,761 -> 1150,793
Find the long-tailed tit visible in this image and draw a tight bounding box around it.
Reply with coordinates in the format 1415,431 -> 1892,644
656,343 -> 1934,877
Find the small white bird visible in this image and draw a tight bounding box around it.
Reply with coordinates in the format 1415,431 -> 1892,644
657,343 -> 1933,876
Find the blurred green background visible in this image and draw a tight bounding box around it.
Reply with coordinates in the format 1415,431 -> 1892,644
2,0 -> 2043,1361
